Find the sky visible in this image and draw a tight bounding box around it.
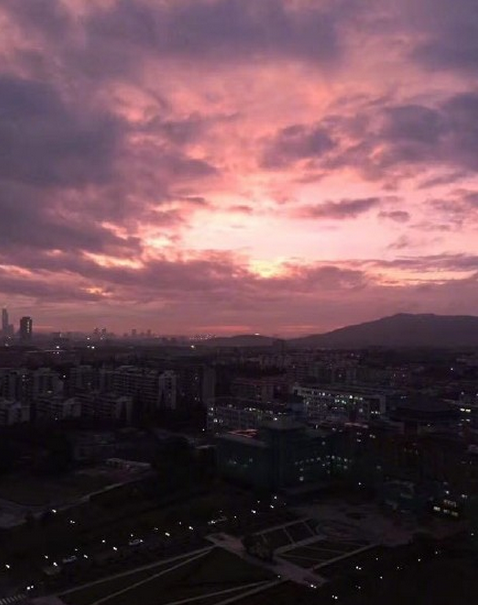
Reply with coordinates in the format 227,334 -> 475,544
0,0 -> 477,336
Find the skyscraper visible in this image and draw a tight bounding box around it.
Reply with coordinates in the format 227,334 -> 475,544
1,308 -> 8,336
19,316 -> 33,342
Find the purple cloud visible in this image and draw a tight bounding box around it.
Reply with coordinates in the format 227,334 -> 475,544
294,198 -> 381,220
379,210 -> 411,222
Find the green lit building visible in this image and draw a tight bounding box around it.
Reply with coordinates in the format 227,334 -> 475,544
216,419 -> 347,490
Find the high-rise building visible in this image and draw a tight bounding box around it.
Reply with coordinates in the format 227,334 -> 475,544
158,370 -> 177,410
19,316 -> 33,342
1,307 -> 8,336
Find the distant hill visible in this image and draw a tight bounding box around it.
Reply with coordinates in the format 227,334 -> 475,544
288,314 -> 478,348
199,334 -> 281,347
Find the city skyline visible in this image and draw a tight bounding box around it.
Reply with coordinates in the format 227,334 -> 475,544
0,0 -> 477,336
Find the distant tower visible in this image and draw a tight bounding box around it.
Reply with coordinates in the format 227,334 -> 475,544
19,316 -> 33,342
1,307 -> 8,336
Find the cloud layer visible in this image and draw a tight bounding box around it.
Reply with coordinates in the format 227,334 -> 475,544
0,0 -> 477,334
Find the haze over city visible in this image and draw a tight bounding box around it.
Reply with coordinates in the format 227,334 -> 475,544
0,0 -> 477,335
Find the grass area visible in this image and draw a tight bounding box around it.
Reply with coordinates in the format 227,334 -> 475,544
62,552 -> 200,605
260,528 -> 292,550
0,485 -> 238,562
325,555 -> 478,605
236,550 -> 478,605
304,519 -> 320,535
312,539 -> 366,552
279,538 -> 371,569
235,581 -> 314,605
284,545 -> 339,560
0,472 -> 115,507
61,548 -> 274,605
286,522 -> 314,543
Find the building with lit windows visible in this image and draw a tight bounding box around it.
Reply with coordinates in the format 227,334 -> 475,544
19,316 -> 33,342
450,396 -> 478,431
216,419 -> 344,490
292,384 -> 388,423
207,396 -> 295,432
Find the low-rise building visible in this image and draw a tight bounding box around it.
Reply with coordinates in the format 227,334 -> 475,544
0,399 -> 30,425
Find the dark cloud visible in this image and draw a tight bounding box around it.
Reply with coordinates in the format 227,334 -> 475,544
380,105 -> 447,145
0,182 -> 141,255
262,124 -> 336,168
427,189 -> 478,230
1,0 -> 71,35
417,172 -> 470,189
85,0 -> 341,68
406,0 -> 478,72
0,0 -> 477,333
281,264 -> 367,291
0,267 -> 106,303
2,248 -> 476,335
0,71 -> 219,259
0,248 -> 369,308
178,196 -> 211,207
270,91 -> 478,180
0,0 -> 342,80
375,94 -> 478,174
294,198 -> 381,220
144,112 -> 239,145
379,210 -> 411,222
229,205 -> 254,214
368,253 -> 478,273
0,75 -> 122,187
387,235 -> 413,251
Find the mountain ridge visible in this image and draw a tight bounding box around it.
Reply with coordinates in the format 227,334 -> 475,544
288,313 -> 478,348
199,313 -> 478,348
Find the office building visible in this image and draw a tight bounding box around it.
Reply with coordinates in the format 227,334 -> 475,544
158,370 -> 177,410
216,419 -> 340,490
1,307 -> 8,336
19,316 -> 33,342
174,363 -> 216,410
